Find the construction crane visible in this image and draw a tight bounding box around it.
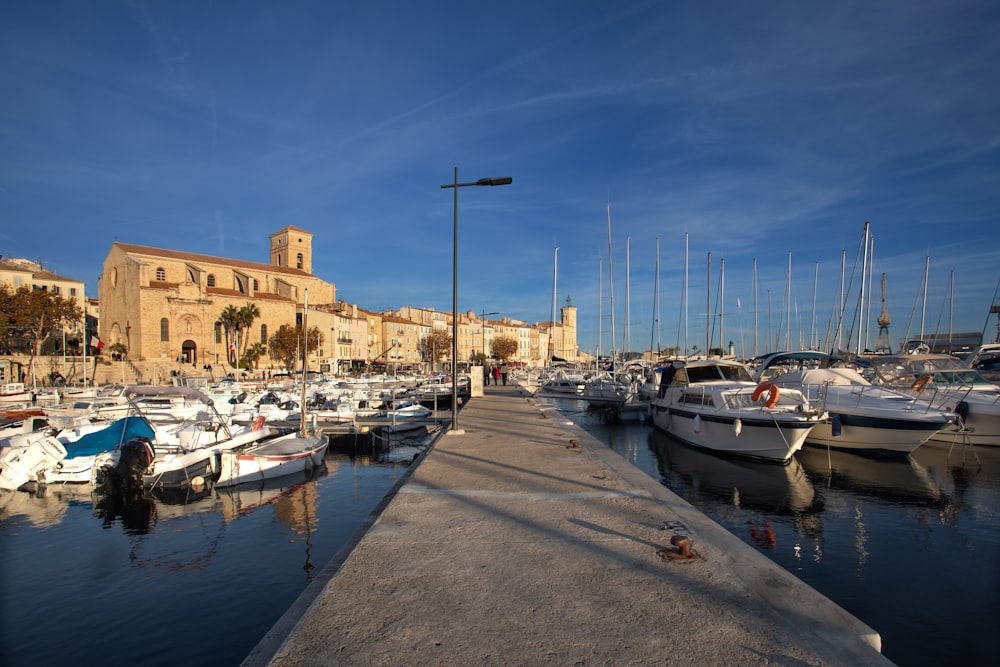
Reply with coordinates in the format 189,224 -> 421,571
875,272 -> 893,354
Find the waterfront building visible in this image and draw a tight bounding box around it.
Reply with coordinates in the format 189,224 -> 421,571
97,226 -> 336,376
380,313 -> 423,373
86,225 -> 581,380
391,305 -> 577,366
0,257 -> 89,356
358,308 -> 384,370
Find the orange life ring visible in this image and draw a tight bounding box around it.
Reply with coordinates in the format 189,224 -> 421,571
911,375 -> 932,393
751,383 -> 780,408
252,415 -> 266,431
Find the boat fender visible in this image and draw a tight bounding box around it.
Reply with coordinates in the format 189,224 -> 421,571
733,417 -> 743,437
911,376 -> 932,393
693,414 -> 702,434
751,383 -> 780,409
830,413 -> 843,437
252,415 -> 266,431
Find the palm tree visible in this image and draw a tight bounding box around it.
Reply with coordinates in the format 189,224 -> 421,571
237,302 -> 261,360
218,304 -> 242,366
245,342 -> 267,369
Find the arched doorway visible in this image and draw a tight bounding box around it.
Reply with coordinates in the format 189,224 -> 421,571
182,339 -> 198,364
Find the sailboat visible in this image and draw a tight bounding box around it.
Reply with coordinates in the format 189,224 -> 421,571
216,289 -> 329,487
580,209 -> 643,415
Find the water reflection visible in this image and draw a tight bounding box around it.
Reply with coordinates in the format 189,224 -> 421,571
0,463 -> 329,537
648,428 -> 818,515
796,445 -> 952,509
0,485 -> 73,528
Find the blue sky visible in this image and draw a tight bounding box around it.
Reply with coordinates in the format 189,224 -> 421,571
2,1 -> 998,357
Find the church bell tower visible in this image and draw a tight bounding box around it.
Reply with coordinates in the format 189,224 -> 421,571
269,226 -> 313,274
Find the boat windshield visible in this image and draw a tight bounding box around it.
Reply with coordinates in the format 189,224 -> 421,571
927,370 -> 995,388
686,364 -> 753,383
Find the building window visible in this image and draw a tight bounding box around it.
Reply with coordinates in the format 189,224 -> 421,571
155,267 -> 166,281
260,324 -> 267,344
52,286 -> 61,295
296,253 -> 303,269
253,279 -> 259,290
236,276 -> 246,293
207,274 -> 216,287
70,288 -> 77,296
215,322 -> 222,344
160,318 -> 169,341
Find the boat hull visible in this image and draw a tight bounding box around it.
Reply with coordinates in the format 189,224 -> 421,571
216,434 -> 329,487
650,404 -> 812,464
804,412 -> 953,456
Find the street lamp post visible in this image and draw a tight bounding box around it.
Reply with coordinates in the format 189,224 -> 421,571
440,168 -> 512,432
480,310 -> 499,361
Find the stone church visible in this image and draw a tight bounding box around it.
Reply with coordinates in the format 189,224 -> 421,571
98,226 -> 335,371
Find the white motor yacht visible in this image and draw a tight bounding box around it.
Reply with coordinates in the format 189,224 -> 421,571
755,352 -> 957,456
651,358 -> 823,465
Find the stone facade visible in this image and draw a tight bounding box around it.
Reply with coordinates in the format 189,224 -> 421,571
95,226 -> 581,377
97,226 -> 335,373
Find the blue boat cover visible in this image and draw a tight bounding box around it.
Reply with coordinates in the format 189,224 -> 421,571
65,417 -> 155,456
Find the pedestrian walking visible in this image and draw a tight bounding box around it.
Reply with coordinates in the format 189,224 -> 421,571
492,365 -> 500,385
500,364 -> 508,386
483,365 -> 491,389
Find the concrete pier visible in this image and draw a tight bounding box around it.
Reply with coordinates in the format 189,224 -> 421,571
245,384 -> 892,666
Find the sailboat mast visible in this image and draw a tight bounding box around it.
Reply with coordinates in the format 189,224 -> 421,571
753,257 -> 758,357
706,252 -> 711,356
839,248 -> 846,352
624,236 -> 631,359
650,238 -> 660,357
720,258 -> 725,356
598,255 -> 602,364
811,262 -> 818,350
676,232 -> 688,357
551,246 -> 559,362
683,232 -> 688,356
949,270 -> 954,350
785,251 -> 792,351
606,202 -> 616,363
301,288 -> 309,437
82,294 -> 89,389
857,221 -> 870,356
920,255 -> 930,341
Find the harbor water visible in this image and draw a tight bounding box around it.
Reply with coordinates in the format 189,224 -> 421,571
3,400 -> 998,666
0,440 -> 408,667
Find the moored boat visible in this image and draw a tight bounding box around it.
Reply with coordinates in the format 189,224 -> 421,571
868,353 -> 1000,447
216,431 -> 329,487
754,351 -> 958,456
92,386 -> 286,493
650,358 -> 824,464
